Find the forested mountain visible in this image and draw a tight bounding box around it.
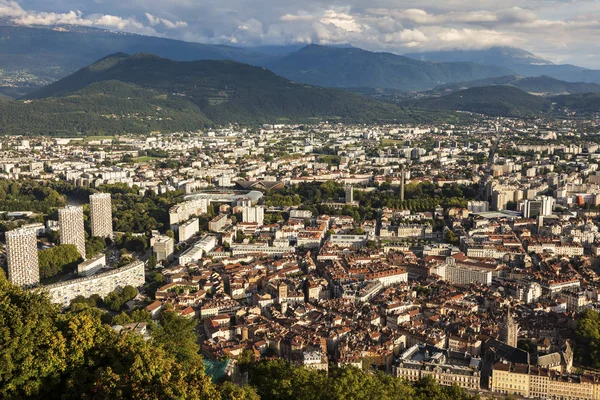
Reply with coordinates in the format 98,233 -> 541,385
0,24 -> 269,96
1,53 -> 465,135
266,45 -> 513,91
0,25 -> 512,96
430,75 -> 600,95
406,86 -> 552,117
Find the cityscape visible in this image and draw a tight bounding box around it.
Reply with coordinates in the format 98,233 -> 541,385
2,119 -> 600,399
4,0 -> 600,399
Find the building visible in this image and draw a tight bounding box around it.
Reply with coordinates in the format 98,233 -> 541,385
178,218 -> 199,242
209,214 -> 229,232
6,227 -> 39,288
179,235 -> 217,265
523,196 -> 554,218
151,235 -> 174,262
444,258 -> 492,286
169,198 -> 209,228
492,191 -> 510,211
38,260 -> 145,307
89,193 -> 113,239
230,243 -> 295,257
345,185 -> 354,204
77,253 -> 106,277
491,361 -> 600,399
393,344 -> 481,391
499,307 -> 519,348
468,201 -> 489,213
242,206 -> 265,225
58,205 -> 86,259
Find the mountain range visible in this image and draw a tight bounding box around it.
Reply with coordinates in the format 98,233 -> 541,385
1,52 -> 468,136
0,50 -> 598,136
429,75 -> 600,96
5,23 -> 600,97
404,47 -> 600,87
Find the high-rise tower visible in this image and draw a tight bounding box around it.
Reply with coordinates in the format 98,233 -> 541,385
89,193 -> 113,239
345,185 -> 354,204
499,307 -> 519,347
59,205 -> 86,259
400,168 -> 405,201
6,227 -> 39,288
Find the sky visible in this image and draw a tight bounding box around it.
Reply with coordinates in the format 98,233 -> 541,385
1,0 -> 600,67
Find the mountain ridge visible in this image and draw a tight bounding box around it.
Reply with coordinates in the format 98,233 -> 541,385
3,52 -> 469,136
266,44 -> 514,91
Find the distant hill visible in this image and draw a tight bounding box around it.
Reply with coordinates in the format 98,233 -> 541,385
404,46 -> 600,85
405,46 -> 553,67
266,45 -> 514,91
1,53 -> 465,135
406,86 -> 552,117
552,93 -> 600,114
430,75 -> 600,95
0,24 -> 270,96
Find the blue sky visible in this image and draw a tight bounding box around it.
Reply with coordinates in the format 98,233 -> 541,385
2,0 -> 600,67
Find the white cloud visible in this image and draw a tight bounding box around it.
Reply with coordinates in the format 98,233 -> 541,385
4,0 -> 600,67
145,13 -> 187,29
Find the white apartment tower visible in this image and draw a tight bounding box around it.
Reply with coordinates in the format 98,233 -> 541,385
6,228 -> 40,288
89,193 -> 113,239
59,205 -> 86,259
242,206 -> 265,225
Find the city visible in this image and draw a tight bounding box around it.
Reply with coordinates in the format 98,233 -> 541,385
2,118 -> 600,398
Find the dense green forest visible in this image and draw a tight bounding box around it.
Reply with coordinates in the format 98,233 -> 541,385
0,274 -> 480,399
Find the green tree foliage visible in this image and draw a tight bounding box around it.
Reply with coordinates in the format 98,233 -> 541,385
103,285 -> 138,312
111,309 -> 151,326
85,236 -> 106,258
152,310 -> 201,367
0,179 -> 66,213
38,244 -> 82,279
0,278 -> 220,399
575,309 -> 600,368
248,360 -> 478,400
220,381 -> 260,400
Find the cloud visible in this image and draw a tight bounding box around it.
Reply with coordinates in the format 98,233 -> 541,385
145,13 -> 187,29
3,0 -> 600,67
0,0 -> 158,34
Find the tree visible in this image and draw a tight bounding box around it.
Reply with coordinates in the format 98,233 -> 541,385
103,285 -> 138,312
147,254 -> 157,269
219,382 -> 260,400
152,311 -> 200,367
38,244 -> 82,279
85,236 -> 106,258
0,278 -> 220,399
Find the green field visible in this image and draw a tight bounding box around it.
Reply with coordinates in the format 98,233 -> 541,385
134,156 -> 160,163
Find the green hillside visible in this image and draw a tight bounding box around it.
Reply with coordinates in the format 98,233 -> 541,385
407,86 -> 552,117
430,75 -> 600,95
0,53 -> 467,135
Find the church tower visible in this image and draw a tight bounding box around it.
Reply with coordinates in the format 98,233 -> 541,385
499,306 -> 519,347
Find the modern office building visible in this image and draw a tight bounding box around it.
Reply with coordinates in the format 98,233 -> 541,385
89,193 -> 113,239
58,205 -> 86,259
6,228 -> 39,288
